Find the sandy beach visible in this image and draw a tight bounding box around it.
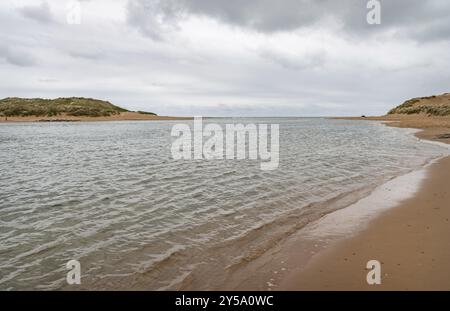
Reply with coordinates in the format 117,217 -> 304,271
280,115 -> 450,290
0,112 -> 192,122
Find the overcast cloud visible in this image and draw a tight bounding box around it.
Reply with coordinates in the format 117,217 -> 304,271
1,0 -> 449,116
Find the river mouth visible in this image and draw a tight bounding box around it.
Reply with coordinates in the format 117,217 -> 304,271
0,118 -> 448,290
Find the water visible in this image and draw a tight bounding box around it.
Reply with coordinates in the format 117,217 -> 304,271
0,118 -> 447,290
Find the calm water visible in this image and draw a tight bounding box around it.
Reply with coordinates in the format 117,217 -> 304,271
0,118 -> 447,290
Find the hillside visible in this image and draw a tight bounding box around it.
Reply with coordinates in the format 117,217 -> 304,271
0,97 -> 156,118
388,93 -> 450,116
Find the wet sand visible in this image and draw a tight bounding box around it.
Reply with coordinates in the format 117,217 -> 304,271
281,115 -> 450,290
0,112 -> 192,122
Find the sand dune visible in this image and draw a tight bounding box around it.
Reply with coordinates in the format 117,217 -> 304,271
0,112 -> 191,122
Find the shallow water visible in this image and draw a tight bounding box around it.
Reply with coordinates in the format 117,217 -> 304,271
0,118 -> 447,290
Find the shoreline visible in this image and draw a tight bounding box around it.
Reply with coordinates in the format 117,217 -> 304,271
278,116 -> 450,290
333,114 -> 450,144
162,116 -> 450,291
0,112 -> 192,123
3,114 -> 449,290
185,121 -> 450,291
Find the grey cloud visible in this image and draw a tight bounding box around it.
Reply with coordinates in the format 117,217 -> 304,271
17,1 -> 54,24
0,46 -> 36,67
126,0 -> 184,40
342,0 -> 450,42
69,50 -> 104,60
405,18 -> 450,42
126,0 -> 334,38
177,0 -> 325,32
38,78 -> 59,83
260,49 -> 326,70
127,0 -> 450,42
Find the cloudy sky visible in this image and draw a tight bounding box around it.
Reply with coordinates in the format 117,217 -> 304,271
1,0 -> 450,116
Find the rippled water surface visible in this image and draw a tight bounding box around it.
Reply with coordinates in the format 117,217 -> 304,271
0,118 -> 446,290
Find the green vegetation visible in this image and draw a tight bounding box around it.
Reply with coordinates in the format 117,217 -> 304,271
0,97 -> 131,118
388,94 -> 450,116
137,110 -> 157,116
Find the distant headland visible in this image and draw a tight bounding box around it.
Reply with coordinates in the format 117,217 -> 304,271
0,97 -> 191,122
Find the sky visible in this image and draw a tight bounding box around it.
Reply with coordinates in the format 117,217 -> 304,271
1,0 -> 450,117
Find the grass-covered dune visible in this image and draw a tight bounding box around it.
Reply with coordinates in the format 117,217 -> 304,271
388,93 -> 450,116
0,97 -> 156,118
334,92 -> 450,144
